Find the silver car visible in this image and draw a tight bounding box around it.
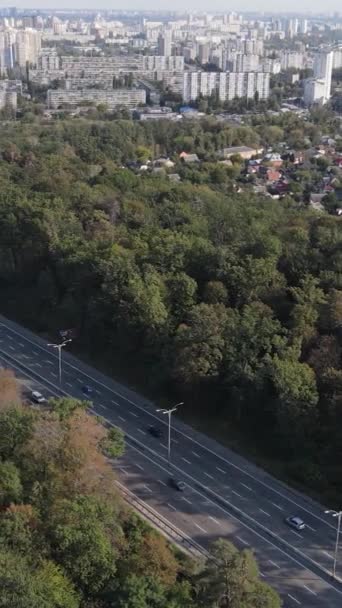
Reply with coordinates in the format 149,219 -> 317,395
285,516 -> 305,531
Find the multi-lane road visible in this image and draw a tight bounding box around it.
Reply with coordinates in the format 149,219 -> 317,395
0,313 -> 341,608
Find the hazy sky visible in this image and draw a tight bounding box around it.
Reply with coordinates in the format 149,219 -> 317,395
8,1 -> 342,13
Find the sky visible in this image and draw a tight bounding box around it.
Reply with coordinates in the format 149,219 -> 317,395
6,1 -> 342,13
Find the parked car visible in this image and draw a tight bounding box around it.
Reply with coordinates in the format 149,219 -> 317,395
148,425 -> 163,438
30,390 -> 46,404
168,478 -> 186,492
285,516 -> 305,531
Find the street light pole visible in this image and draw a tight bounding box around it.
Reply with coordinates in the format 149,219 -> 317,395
156,402 -> 183,465
47,339 -> 72,384
325,509 -> 342,580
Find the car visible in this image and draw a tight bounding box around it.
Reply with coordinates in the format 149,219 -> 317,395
285,516 -> 305,531
148,425 -> 163,438
30,390 -> 47,404
168,478 -> 186,492
82,385 -> 93,395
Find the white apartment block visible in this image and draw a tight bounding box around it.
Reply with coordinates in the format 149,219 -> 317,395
232,53 -> 259,72
15,29 -> 41,66
183,71 -> 269,102
304,78 -> 327,106
47,88 -> 146,110
280,51 -> 304,71
333,47 -> 342,69
313,50 -> 333,103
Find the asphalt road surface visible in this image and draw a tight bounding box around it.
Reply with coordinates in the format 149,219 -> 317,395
0,314 -> 341,608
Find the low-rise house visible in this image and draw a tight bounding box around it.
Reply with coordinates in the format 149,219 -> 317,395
179,152 -> 200,163
219,146 -> 263,160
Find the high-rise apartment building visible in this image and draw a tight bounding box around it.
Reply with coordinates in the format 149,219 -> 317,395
313,50 -> 333,103
15,29 -> 41,66
157,30 -> 172,57
232,53 -> 259,72
183,70 -> 269,102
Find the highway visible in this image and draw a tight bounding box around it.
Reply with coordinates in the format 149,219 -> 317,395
0,313 -> 341,608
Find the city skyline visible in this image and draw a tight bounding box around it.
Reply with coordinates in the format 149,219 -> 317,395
4,2 -> 342,14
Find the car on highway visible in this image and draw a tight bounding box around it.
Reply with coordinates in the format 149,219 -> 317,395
168,478 -> 186,492
148,425 -> 163,438
285,516 -> 305,531
82,385 -> 93,395
30,390 -> 47,404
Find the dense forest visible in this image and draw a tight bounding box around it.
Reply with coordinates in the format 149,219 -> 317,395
0,373 -> 280,608
0,116 -> 341,503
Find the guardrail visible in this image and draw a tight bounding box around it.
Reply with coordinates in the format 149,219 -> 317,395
115,480 -> 209,560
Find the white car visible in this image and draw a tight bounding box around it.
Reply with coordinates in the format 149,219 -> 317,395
30,391 -> 47,404
285,516 -> 305,531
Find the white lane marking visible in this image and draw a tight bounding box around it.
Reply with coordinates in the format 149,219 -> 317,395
209,516 -> 222,526
51,372 -> 58,378
323,550 -> 334,560
36,362 -> 42,368
95,389 -> 101,395
119,467 -> 128,475
191,451 -> 200,458
77,378 -> 83,383
118,416 -> 126,422
137,429 -> 146,435
45,360 -> 54,365
5,320 -> 332,533
260,571 -> 265,578
232,490 -> 244,499
7,335 -> 13,339
259,509 -> 271,517
166,503 -> 177,511
18,342 -> 24,347
240,483 -> 253,492
33,351 -> 39,356
271,502 -> 284,511
306,524 -> 316,532
194,523 -> 207,533
216,467 -> 226,474
111,399 -> 120,405
127,410 -> 138,418
66,382 -> 73,388
288,594 -> 301,605
142,484 -> 152,493
303,585 -> 317,596
268,559 -> 280,569
9,345 -> 15,350
21,354 -> 30,359
290,529 -> 303,539
172,439 -> 179,444
160,443 -> 167,449
157,479 -> 167,487
182,457 -> 192,465
204,472 -> 214,480
98,404 -> 107,410
181,497 -> 192,505
135,464 -> 144,471
236,536 -> 249,546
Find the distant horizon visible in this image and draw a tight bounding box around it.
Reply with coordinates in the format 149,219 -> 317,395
3,3 -> 342,16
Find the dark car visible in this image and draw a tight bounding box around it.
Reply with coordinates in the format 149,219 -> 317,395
82,384 -> 93,395
148,425 -> 163,438
285,516 -> 305,531
168,478 -> 186,491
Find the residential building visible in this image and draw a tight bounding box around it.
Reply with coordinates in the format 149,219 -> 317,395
158,30 -> 172,57
15,28 -> 41,66
232,53 -> 259,72
47,88 -> 146,110
183,70 -> 269,102
313,50 -> 333,103
304,78 -> 327,106
280,51 -> 304,71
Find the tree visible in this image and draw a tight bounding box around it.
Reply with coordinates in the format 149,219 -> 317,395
196,539 -> 280,608
48,495 -> 120,594
0,369 -> 21,409
0,407 -> 34,460
0,461 -> 22,507
101,426 -> 125,459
